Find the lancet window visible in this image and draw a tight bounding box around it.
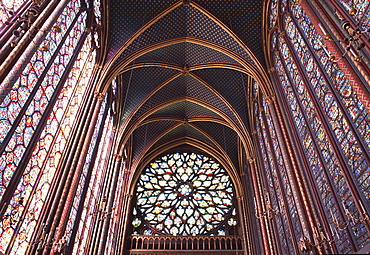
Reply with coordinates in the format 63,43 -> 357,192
269,0 -> 370,253
253,81 -> 304,255
72,110 -> 114,254
0,0 -> 102,253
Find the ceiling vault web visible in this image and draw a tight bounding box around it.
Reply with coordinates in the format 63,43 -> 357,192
101,0 -> 269,180
100,37 -> 262,93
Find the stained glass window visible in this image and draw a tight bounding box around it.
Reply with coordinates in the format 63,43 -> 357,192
72,113 -> 114,254
337,0 -> 370,35
269,0 -> 370,253
286,3 -> 369,243
132,152 -> 237,236
1,35 -> 96,255
275,30 -> 367,253
0,0 -> 100,254
94,0 -> 102,26
106,157 -> 126,254
0,0 -> 83,201
290,3 -> 370,154
65,94 -> 108,248
269,0 -> 278,29
0,0 -> 28,27
253,81 -> 303,255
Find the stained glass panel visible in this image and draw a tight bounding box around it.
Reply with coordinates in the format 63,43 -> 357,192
263,99 -> 304,239
273,2 -> 370,247
72,113 -> 114,254
133,152 -> 236,236
106,158 -> 126,254
0,0 -> 81,101
290,3 -> 370,154
283,5 -> 370,247
269,0 -> 278,29
0,1 -> 85,202
256,108 -> 292,254
0,30 -> 94,255
94,0 -> 102,26
253,78 -> 306,254
337,0 -> 370,35
275,36 -> 358,252
0,0 -> 27,28
65,93 -> 107,247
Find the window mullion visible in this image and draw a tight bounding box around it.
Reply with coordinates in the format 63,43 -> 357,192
289,10 -> 370,161
256,106 -> 295,254
3,32 -> 88,255
277,33 -> 359,250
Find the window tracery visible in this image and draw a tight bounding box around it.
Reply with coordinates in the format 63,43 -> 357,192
132,152 -> 237,237
0,0 -> 100,253
72,112 -> 114,254
269,0 -> 370,252
0,0 -> 28,27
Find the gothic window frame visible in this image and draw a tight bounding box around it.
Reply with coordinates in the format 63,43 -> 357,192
131,152 -> 239,237
268,0 -> 370,253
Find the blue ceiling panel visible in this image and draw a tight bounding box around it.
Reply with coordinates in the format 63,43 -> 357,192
192,121 -> 239,171
132,120 -> 179,163
197,0 -> 265,67
120,67 -> 179,120
192,68 -> 250,129
113,5 -> 254,67
108,0 -> 178,61
134,42 -> 240,66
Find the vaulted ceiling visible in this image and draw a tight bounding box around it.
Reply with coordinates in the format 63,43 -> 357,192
101,0 -> 270,175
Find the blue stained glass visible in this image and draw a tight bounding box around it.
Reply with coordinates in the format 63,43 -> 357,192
271,0 -> 370,250
274,46 -> 353,252
253,81 -> 298,255
269,0 -> 278,29
290,3 -> 370,152
337,0 -> 370,36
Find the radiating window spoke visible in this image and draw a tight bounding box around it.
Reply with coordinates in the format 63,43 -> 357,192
133,152 -> 236,236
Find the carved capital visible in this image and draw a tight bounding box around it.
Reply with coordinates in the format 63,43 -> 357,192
115,154 -> 123,161
248,157 -> 256,163
94,91 -> 105,100
268,67 -> 276,73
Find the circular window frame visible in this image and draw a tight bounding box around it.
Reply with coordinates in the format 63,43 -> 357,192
131,152 -> 239,236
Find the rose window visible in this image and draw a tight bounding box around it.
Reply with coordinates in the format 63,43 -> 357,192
132,152 -> 237,236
